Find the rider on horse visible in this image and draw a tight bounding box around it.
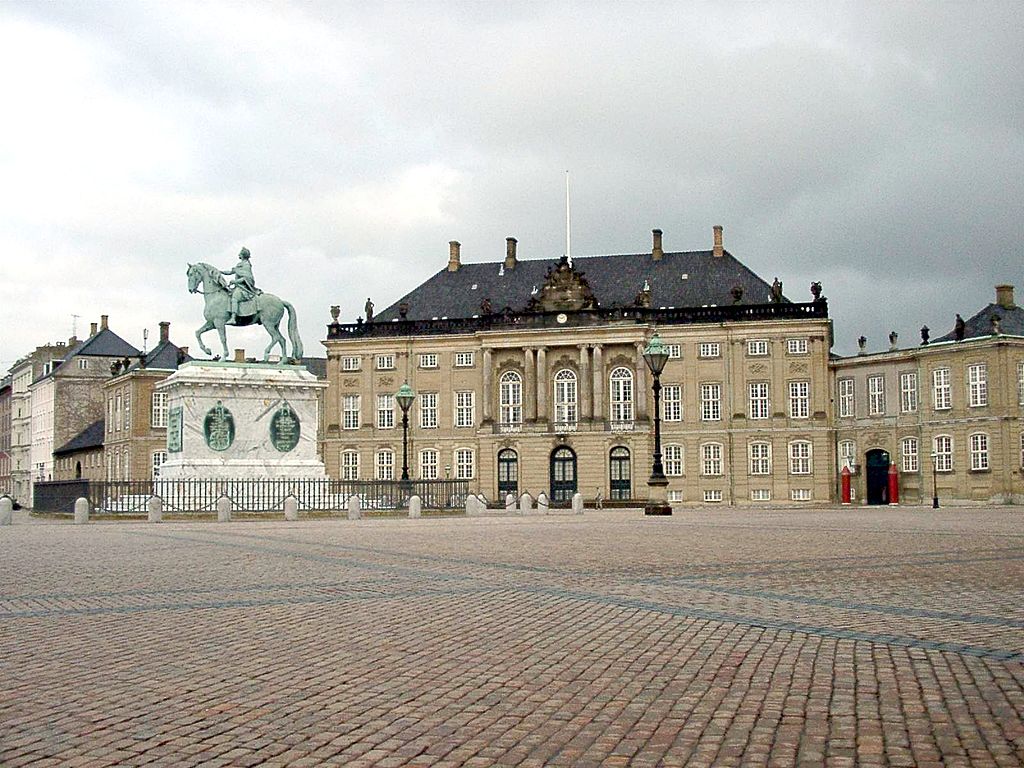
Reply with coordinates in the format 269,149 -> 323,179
221,247 -> 260,324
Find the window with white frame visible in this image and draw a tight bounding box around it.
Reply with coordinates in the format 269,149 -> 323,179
748,382 -> 770,420
700,383 -> 721,421
701,443 -> 723,476
151,391 -> 168,428
668,489 -> 683,502
376,394 -> 394,429
933,368 -> 951,410
420,449 -> 439,479
455,448 -> 474,479
933,435 -> 952,472
342,395 -> 361,430
419,392 -> 438,429
419,353 -> 438,369
107,398 -> 114,434
666,344 -> 682,359
124,393 -> 131,430
698,342 -> 720,359
749,442 -> 771,475
868,375 -> 886,416
499,371 -> 522,425
1018,362 -> 1024,405
751,489 -> 771,501
789,440 -> 812,474
78,358 -> 88,370
900,372 -> 918,413
838,440 -> 856,471
791,489 -> 811,501
664,444 -> 683,476
376,354 -> 395,370
115,393 -> 122,431
375,449 -> 394,480
788,381 -> 810,419
1020,433 -> 1024,468
838,378 -> 854,418
341,450 -> 359,480
662,384 -> 682,421
341,356 -> 360,371
901,437 -> 919,473
704,489 -> 723,503
609,367 -> 634,423
455,391 -> 475,428
968,364 -> 987,407
969,433 -> 989,471
454,351 -> 475,368
151,451 -> 167,478
554,369 -> 578,425
787,338 -> 808,355
747,339 -> 769,356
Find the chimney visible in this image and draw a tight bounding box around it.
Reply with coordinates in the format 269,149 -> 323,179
100,314 -> 109,331
89,322 -> 98,336
996,284 -> 1015,309
233,348 -> 245,363
68,336 -> 77,347
447,240 -> 461,272
179,346 -> 189,357
652,229 -> 664,261
712,226 -> 724,258
504,237 -> 518,270
159,321 -> 170,343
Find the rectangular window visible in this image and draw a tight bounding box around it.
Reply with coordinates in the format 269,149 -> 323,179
838,378 -> 854,418
1018,362 -> 1024,405
868,375 -> 885,416
700,383 -> 721,421
419,393 -> 438,429
662,385 -> 682,421
839,440 -> 856,471
455,391 -> 475,428
747,339 -> 769,356
789,441 -> 812,474
787,339 -> 808,355
342,356 -> 360,371
933,368 -> 951,410
751,489 -> 771,501
124,394 -> 131,431
419,353 -> 438,369
791,489 -> 812,501
698,342 -> 720,359
968,364 -> 988,407
668,490 -> 683,502
933,435 -> 952,472
78,359 -> 88,370
901,437 -> 918,473
701,443 -> 723,476
151,451 -> 167,478
788,381 -> 810,419
748,382 -> 770,420
748,443 -> 771,475
664,445 -> 683,476
115,393 -> 122,431
900,372 -> 918,413
970,433 -> 989,471
454,352 -> 475,368
342,395 -> 361,430
455,448 -> 474,479
341,450 -> 359,480
376,354 -> 395,371
420,449 -> 438,480
703,489 -> 723,503
376,450 -> 394,480
666,344 -> 682,359
376,394 -> 394,429
151,392 -> 168,428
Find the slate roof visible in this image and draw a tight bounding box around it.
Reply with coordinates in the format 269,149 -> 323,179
376,250 -> 785,322
68,328 -> 139,359
54,419 -> 105,456
934,303 -> 1024,342
301,357 -> 327,379
126,340 -> 192,372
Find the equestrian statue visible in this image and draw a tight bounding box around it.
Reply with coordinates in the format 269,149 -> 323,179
187,247 -> 304,363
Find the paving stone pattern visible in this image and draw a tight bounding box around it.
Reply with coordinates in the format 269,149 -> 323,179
1,507 -> 1023,767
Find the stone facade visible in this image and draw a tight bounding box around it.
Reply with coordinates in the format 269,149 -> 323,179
104,369 -> 175,480
0,376 -> 10,496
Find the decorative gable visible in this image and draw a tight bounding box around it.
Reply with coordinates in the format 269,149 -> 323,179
526,256 -> 598,312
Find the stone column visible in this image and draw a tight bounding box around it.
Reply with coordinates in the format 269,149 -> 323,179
536,347 -> 548,421
525,348 -> 536,421
482,348 -> 493,423
635,342 -> 649,419
579,345 -> 591,420
592,345 -> 604,421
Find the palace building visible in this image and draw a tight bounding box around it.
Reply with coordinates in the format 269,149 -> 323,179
321,228 -> 836,505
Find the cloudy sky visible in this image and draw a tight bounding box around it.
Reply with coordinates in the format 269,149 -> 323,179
1,1 -> 1021,368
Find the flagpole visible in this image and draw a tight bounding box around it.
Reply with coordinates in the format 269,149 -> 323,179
565,170 -> 572,266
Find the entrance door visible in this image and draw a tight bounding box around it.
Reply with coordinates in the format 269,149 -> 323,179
865,449 -> 890,505
609,447 -> 631,500
497,449 -> 518,498
550,446 -> 577,503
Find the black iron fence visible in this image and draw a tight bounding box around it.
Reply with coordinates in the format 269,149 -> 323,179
33,478 -> 469,515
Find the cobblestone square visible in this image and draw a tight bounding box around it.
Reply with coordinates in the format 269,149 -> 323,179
2,507 -> 1023,767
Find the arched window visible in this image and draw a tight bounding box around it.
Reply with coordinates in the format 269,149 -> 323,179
789,441 -> 812,475
499,371 -> 523,426
554,369 -> 578,426
341,450 -> 360,480
933,435 -> 952,472
609,367 -> 634,424
497,449 -> 518,497
375,449 -> 394,480
701,443 -> 723,476
419,449 -> 438,480
749,442 -> 771,475
550,446 -> 577,502
455,448 -> 475,480
609,446 -> 631,500
664,444 -> 684,476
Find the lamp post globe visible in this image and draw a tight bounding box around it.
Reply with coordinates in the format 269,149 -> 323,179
642,332 -> 671,516
396,382 -> 415,484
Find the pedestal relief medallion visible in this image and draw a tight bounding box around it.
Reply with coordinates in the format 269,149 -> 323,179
204,401 -> 235,452
270,402 -> 301,453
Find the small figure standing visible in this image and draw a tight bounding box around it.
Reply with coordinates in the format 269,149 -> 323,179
954,313 -> 966,341
221,247 -> 258,324
365,298 -> 375,323
771,277 -> 783,303
810,281 -> 823,301
594,488 -> 604,509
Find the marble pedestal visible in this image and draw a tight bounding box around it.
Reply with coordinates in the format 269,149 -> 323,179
156,361 -> 327,479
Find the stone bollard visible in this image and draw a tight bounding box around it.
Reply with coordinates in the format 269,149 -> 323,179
347,495 -> 361,520
519,492 -> 533,515
0,495 -> 12,526
284,495 -> 299,521
505,493 -> 515,512
74,497 -> 90,525
408,494 -> 422,519
147,496 -> 163,523
537,492 -> 550,514
572,492 -> 584,515
464,495 -> 477,516
217,495 -> 231,522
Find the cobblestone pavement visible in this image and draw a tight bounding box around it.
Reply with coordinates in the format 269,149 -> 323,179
2,507 -> 1023,767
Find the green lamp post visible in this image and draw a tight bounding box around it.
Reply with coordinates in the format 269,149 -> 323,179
642,333 -> 672,516
396,382 -> 416,484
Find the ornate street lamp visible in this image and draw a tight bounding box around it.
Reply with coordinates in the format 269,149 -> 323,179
930,451 -> 939,509
642,332 -> 671,516
396,382 -> 416,485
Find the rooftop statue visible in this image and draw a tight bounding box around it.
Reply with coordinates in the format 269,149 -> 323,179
187,248 -> 304,363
